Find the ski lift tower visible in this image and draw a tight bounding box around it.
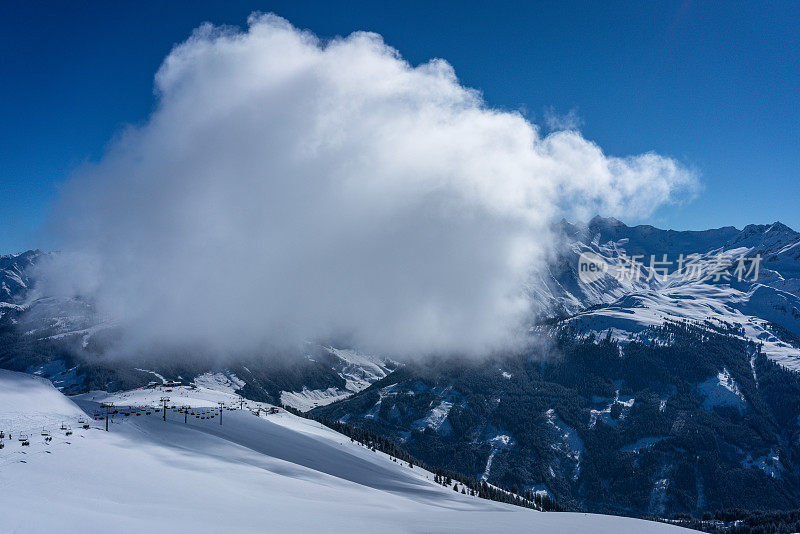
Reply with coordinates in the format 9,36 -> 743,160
100,402 -> 114,432
160,397 -> 171,422
218,401 -> 225,426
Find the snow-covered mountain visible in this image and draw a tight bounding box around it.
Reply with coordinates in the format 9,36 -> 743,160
279,346 -> 396,410
4,218 -> 799,393
537,216 -> 800,369
312,219 -> 800,520
0,250 -> 40,303
5,219 -> 800,524
0,257 -> 395,405
0,369 -> 691,533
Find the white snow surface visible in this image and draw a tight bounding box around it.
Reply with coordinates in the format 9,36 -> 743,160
0,369 -> 693,533
193,371 -> 246,394
546,409 -> 584,481
324,346 -> 393,391
280,386 -> 353,411
279,346 -> 394,411
697,367 -> 747,411
481,434 -> 515,481
0,370 -> 86,435
418,400 -> 453,431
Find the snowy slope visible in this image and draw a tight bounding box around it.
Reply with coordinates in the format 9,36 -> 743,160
0,370 -> 691,533
0,370 -> 86,438
280,346 -> 395,410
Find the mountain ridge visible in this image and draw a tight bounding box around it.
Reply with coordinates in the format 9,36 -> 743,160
5,218 -> 800,521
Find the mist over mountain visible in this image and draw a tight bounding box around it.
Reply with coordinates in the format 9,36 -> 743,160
4,4 -> 799,532
4,216 -> 800,385
1,14 -> 793,528
312,217 -> 800,519
32,14 -> 695,362
5,216 -> 800,523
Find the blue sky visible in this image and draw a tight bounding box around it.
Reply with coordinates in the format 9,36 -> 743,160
1,1 -> 798,254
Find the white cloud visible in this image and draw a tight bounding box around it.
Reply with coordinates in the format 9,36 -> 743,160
38,14 -> 698,359
543,107 -> 583,132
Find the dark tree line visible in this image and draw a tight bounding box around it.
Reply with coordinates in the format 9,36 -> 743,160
282,404 -> 563,511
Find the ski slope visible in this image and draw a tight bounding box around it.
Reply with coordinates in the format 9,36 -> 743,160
0,370 -> 692,533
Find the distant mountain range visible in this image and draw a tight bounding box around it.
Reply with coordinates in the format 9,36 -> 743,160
4,218 -> 800,519
536,216 -> 800,368
0,249 -> 396,404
